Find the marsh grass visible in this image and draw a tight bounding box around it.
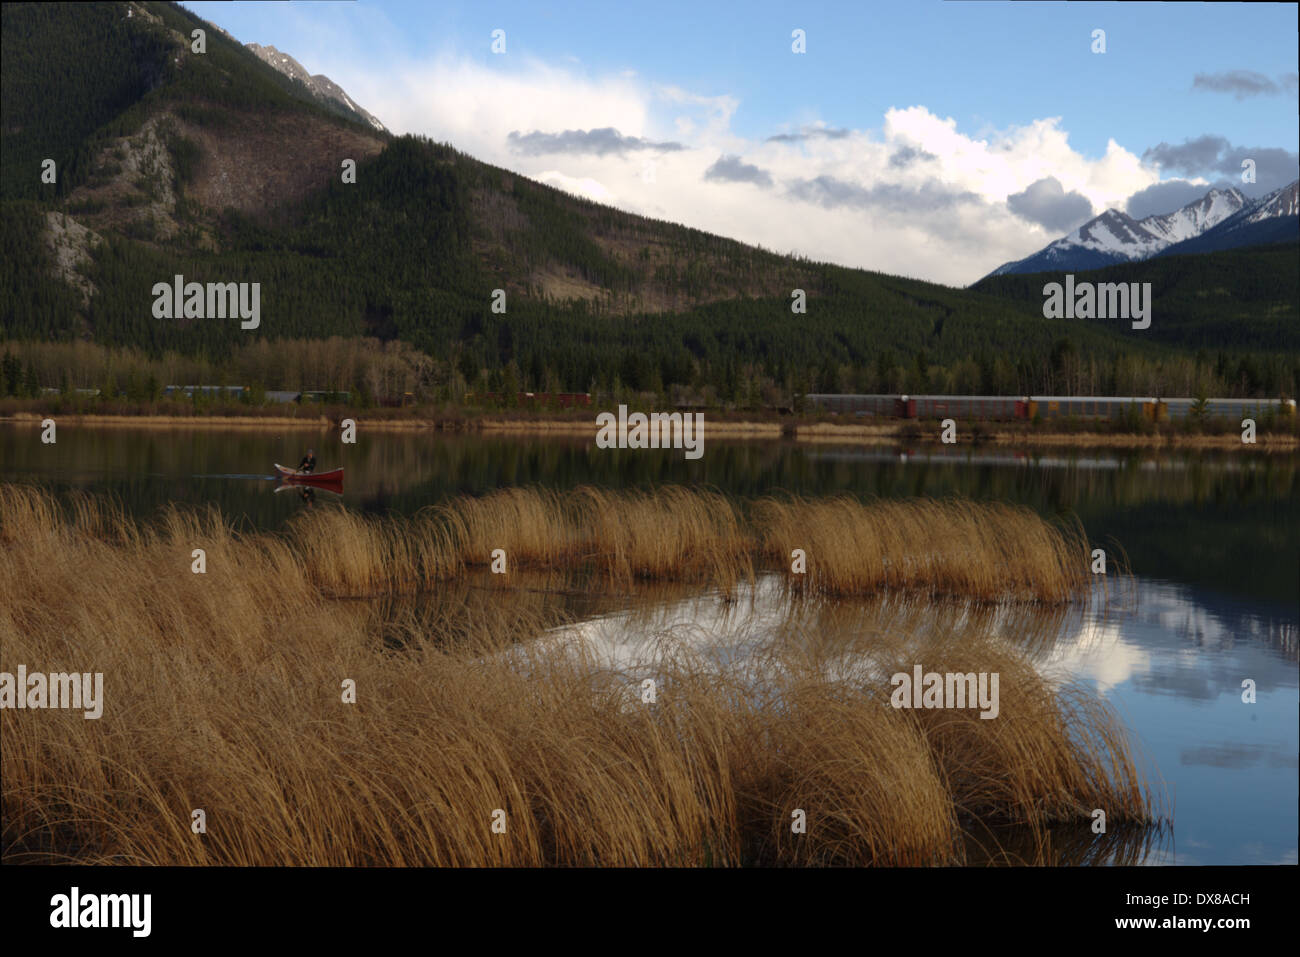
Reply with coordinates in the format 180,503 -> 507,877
1,485 -> 1158,866
278,485 -> 1105,603
755,495 -> 1108,603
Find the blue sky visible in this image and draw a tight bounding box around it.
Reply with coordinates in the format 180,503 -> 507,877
184,1 -> 1299,285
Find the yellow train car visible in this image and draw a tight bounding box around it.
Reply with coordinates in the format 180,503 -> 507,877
1025,396 -> 1158,421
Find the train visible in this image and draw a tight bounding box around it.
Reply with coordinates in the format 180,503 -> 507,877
803,394 -> 1297,422
161,386 -> 353,403
1154,397 -> 1296,421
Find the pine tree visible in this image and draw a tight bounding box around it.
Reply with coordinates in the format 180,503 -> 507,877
21,361 -> 40,398
1,351 -> 20,396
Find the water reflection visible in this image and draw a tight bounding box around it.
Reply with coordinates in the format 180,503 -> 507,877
470,573 -> 1293,866
4,426 -> 1295,602
4,424 -> 1295,863
1048,580 -> 1298,865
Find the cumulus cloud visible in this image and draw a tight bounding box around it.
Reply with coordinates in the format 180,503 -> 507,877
318,44 -> 1230,284
1005,176 -> 1094,232
703,155 -> 773,187
1192,70 -> 1297,100
1143,135 -> 1300,194
508,127 -> 685,157
206,0 -> 1300,287
1125,179 -> 1217,219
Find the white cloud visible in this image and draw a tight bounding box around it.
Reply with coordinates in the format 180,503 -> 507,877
358,54 -> 651,162
1043,619 -> 1150,694
292,36 -> 1171,286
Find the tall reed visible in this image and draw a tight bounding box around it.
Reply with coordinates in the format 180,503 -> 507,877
1,486 -> 1160,866
275,486 -> 1103,602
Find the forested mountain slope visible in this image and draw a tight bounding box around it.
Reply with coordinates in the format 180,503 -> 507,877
971,243 -> 1300,352
2,1 -> 1296,399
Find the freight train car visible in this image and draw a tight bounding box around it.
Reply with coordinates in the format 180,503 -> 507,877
801,393 -> 1293,424
903,395 -> 1028,421
1159,397 -> 1297,421
1025,396 -> 1158,421
804,394 -> 904,417
163,384 -> 247,400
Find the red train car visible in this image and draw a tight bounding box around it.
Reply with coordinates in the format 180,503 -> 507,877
542,392 -> 592,408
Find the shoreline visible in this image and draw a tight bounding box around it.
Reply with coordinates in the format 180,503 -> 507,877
1,411 -> 1294,449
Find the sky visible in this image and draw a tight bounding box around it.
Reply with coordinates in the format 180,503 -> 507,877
184,1 -> 1300,287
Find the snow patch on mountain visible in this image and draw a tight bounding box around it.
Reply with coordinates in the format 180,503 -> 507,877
1242,180 -> 1299,223
984,182 -> 1296,278
246,43 -> 387,133
1139,188 -> 1247,244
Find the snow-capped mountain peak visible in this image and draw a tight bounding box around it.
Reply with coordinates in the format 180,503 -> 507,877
985,181 -> 1292,279
1242,180 -> 1299,223
246,43 -> 387,133
1138,187 -> 1247,244
1063,208 -> 1164,257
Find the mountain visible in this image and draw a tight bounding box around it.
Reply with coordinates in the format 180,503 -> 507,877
0,3 -> 1144,354
1154,181 -> 1299,258
1140,187 -> 1251,245
2,1 -> 1297,402
245,43 -> 386,133
971,242 -> 1299,352
985,187 -> 1250,277
1243,179 -> 1300,221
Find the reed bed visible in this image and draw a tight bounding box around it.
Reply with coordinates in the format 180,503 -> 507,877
755,495 -> 1096,602
1,485 -> 1160,866
268,485 -> 1101,603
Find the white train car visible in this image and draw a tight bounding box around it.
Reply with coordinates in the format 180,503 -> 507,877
1160,397 -> 1297,421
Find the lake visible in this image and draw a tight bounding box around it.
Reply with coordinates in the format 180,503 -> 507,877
2,422 -> 1296,864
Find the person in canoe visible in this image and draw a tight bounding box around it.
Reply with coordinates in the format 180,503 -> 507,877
297,449 -> 316,474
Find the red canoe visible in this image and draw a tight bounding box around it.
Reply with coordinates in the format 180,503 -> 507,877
275,464 -> 344,485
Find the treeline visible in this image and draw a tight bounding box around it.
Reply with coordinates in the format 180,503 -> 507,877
3,337 -> 1293,410
0,338 -> 428,402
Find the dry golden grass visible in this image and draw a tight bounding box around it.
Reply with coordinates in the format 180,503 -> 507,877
278,485 -> 1101,603
756,495 -> 1101,602
0,486 -> 1158,866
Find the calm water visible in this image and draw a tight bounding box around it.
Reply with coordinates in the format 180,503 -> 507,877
2,424 -> 1296,864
